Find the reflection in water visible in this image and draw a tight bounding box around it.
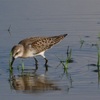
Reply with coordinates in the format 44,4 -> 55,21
34,58 -> 49,71
8,57 -> 73,93
9,70 -> 61,93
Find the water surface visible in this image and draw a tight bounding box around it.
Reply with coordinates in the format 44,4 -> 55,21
0,0 -> 100,100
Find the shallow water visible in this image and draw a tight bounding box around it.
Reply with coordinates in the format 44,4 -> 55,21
0,0 -> 100,100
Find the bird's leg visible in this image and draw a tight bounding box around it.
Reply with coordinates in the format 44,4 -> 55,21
44,58 -> 48,71
34,57 -> 38,70
34,57 -> 38,64
44,58 -> 48,65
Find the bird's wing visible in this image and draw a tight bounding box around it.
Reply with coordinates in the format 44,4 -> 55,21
18,37 -> 45,46
31,34 -> 67,54
18,34 -> 67,53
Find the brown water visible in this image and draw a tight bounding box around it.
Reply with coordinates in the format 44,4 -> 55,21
0,0 -> 100,100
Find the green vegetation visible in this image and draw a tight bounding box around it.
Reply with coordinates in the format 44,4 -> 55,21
98,32 -> 100,40
79,38 -> 85,48
17,60 -> 25,71
96,43 -> 100,84
57,46 -> 73,73
66,46 -> 73,63
9,51 -> 25,72
97,32 -> 100,70
97,44 -> 100,68
9,52 -> 13,72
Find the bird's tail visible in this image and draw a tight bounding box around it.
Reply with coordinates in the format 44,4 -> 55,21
53,34 -> 68,43
47,34 -> 68,46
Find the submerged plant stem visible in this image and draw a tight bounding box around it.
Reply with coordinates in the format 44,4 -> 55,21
79,38 -> 85,48
21,60 -> 25,71
9,52 -> 13,71
97,45 -> 100,70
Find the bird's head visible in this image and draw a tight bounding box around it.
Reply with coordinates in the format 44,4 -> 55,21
10,44 -> 24,66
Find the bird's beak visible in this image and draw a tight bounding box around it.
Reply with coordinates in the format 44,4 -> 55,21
10,57 -> 15,66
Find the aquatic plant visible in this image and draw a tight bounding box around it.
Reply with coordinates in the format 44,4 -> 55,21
21,60 -> 25,71
57,46 -> 73,72
56,55 -> 68,74
96,44 -> 100,68
9,52 -> 13,72
9,51 -> 25,72
66,46 -> 73,63
96,44 -> 100,83
79,38 -> 85,48
98,32 -> 100,40
17,60 -> 25,71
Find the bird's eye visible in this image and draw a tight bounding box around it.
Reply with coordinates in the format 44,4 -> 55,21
15,52 -> 19,56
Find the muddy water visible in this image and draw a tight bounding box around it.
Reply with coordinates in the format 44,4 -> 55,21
0,0 -> 100,100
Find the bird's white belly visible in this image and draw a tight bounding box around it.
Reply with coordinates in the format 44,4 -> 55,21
24,50 -> 36,58
23,49 -> 45,58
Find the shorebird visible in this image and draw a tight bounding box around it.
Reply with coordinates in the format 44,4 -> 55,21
10,34 -> 68,68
